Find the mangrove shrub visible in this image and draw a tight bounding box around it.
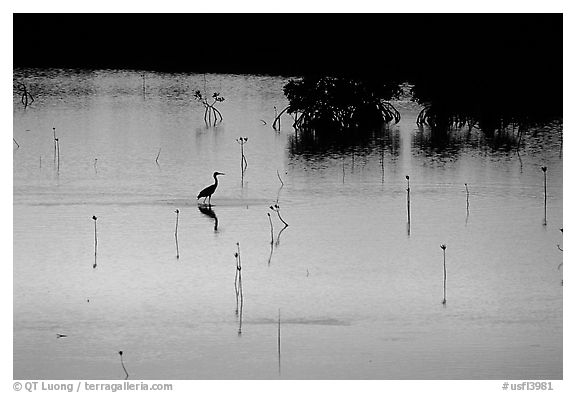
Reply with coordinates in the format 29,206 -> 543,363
279,76 -> 401,132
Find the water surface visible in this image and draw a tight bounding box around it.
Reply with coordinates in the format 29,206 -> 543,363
13,69 -> 562,379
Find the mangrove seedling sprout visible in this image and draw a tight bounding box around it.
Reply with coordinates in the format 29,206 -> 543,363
92,216 -> 98,269
440,244 -> 447,305
194,90 -> 225,126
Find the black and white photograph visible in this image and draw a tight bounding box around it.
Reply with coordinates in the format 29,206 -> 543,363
8,7 -> 569,390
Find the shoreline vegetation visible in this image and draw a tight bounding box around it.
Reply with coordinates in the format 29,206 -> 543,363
14,14 -> 562,142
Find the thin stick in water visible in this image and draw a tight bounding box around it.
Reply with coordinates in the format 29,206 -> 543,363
267,213 -> 274,245
234,242 -> 244,335
234,251 -> 240,313
380,143 -> 385,184
557,228 -> 563,274
277,170 -> 285,187
237,244 -> 244,305
92,216 -> 98,269
277,308 -> 281,375
53,128 -> 57,165
267,240 -> 274,266
53,143 -> 56,164
13,138 -> 20,148
275,171 -> 286,205
242,141 -> 248,171
118,351 -> 129,379
237,291 -> 243,336
465,183 -> 470,221
440,244 -> 447,305
542,166 -> 547,225
174,209 -> 180,259
234,243 -> 244,316
155,148 -> 161,165
267,213 -> 275,265
406,175 -> 411,235
56,138 -> 60,172
236,138 -> 248,185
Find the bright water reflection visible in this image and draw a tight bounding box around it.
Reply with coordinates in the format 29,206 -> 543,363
13,69 -> 562,379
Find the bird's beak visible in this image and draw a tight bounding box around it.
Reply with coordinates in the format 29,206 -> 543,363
220,173 -> 226,175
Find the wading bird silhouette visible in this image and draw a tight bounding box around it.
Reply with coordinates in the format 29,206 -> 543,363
197,172 -> 225,206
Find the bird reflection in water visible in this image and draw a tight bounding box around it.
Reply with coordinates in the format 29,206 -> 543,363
237,296 -> 243,336
234,244 -> 244,336
275,225 -> 288,248
198,205 -> 218,231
